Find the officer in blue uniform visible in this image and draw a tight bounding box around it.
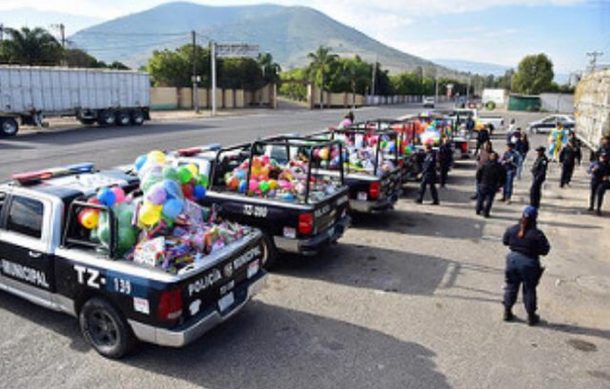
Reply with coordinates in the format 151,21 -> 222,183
416,144 -> 439,205
438,137 -> 453,187
502,206 -> 551,325
588,152 -> 610,216
530,146 -> 548,208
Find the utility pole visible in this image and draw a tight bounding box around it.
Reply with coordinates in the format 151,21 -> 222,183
586,51 -> 603,73
191,31 -> 199,113
210,41 -> 217,117
0,24 -> 4,41
51,23 -> 65,48
371,59 -> 377,97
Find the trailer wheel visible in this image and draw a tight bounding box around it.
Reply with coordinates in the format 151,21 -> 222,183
116,111 -> 131,126
97,110 -> 116,126
78,118 -> 96,126
130,110 -> 145,126
79,297 -> 136,359
260,233 -> 279,270
0,118 -> 19,137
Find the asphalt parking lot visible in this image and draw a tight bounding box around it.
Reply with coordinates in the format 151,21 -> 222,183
0,105 -> 608,388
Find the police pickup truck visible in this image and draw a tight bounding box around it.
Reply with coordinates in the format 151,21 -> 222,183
306,126 -> 403,213
169,138 -> 350,268
0,163 -> 266,358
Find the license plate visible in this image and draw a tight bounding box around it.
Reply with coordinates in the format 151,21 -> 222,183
218,291 -> 235,312
247,260 -> 260,279
357,192 -> 367,201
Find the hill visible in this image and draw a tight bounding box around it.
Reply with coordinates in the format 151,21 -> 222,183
433,59 -> 510,77
70,2 -> 448,74
0,7 -> 101,35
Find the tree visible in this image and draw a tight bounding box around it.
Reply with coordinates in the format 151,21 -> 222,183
146,44 -> 209,87
257,53 -> 281,85
0,27 -> 63,65
512,54 -> 554,95
307,46 -> 338,108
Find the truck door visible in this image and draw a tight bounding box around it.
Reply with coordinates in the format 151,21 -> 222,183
0,192 -> 54,301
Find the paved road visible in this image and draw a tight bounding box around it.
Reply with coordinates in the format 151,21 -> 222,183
1,105 -> 609,388
0,104 -> 429,181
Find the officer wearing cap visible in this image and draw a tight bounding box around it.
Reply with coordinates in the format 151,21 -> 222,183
588,152 -> 610,216
502,206 -> 551,325
530,146 -> 548,208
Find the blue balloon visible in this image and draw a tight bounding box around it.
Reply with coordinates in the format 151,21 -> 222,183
162,198 -> 184,219
163,179 -> 183,199
235,170 -> 246,180
97,188 -> 116,207
238,180 -> 247,193
134,155 -> 147,172
282,193 -> 295,202
194,184 -> 206,200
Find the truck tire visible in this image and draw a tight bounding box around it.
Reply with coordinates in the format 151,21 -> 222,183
97,110 -> 116,127
116,111 -> 131,126
0,118 -> 19,137
79,297 -> 136,359
260,233 -> 279,270
130,110 -> 145,126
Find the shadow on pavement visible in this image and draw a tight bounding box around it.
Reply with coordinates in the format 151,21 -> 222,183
541,321 -> 610,342
0,142 -> 35,151
275,243 -> 503,298
14,122 -> 210,146
127,302 -> 451,389
351,209 -> 486,240
0,290 -> 451,388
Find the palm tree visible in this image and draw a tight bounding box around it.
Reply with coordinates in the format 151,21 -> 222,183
307,46 -> 338,109
2,27 -> 63,66
257,52 -> 281,85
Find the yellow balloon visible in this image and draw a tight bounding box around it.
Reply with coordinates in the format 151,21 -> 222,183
79,210 -> 99,230
139,202 -> 162,226
147,150 -> 166,164
186,163 -> 198,177
268,179 -> 278,190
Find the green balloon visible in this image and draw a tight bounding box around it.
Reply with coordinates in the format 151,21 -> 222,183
142,174 -> 162,193
118,207 -> 134,228
162,166 -> 179,181
90,228 -> 99,242
178,166 -> 193,184
117,227 -> 137,253
259,181 -> 270,192
198,174 -> 209,188
98,224 -> 110,247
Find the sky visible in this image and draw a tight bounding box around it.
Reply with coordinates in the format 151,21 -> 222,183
1,0 -> 608,74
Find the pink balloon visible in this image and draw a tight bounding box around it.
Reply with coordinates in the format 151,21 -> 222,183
111,187 -> 126,203
249,179 -> 259,192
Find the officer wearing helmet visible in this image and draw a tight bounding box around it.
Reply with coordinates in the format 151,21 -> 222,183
502,206 -> 551,325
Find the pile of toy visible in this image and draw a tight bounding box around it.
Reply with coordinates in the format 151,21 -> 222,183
77,150 -> 251,273
223,153 -> 341,203
410,118 -> 453,146
333,132 -> 397,175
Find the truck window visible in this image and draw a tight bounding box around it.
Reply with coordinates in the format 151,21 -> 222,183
6,196 -> 44,239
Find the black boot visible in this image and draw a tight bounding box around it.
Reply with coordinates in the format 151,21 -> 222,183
527,313 -> 540,326
503,308 -> 514,322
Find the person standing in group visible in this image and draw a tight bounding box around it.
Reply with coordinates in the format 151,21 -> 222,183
501,143 -> 520,204
337,111 -> 354,129
588,152 -> 610,216
530,146 -> 549,208
475,124 -> 491,156
471,141 -> 494,200
416,144 -> 440,205
559,135 -> 581,188
595,136 -> 610,159
438,136 -> 453,188
502,206 -> 550,326
514,130 -> 529,180
465,114 -> 476,137
475,151 -> 506,217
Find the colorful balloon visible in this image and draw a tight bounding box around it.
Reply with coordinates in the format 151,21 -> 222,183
134,155 -> 147,172
194,184 -> 206,200
78,209 -> 99,229
186,163 -> 198,178
146,183 -> 167,205
177,166 -> 193,184
97,188 -> 116,207
147,150 -> 166,164
162,198 -> 184,219
111,187 -> 126,204
139,202 -> 162,226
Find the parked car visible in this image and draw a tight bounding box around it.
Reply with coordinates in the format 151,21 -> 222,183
423,96 -> 435,108
527,115 -> 575,134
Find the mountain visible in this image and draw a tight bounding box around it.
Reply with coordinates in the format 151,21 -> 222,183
0,8 -> 102,36
69,2 -> 445,74
433,59 -> 511,76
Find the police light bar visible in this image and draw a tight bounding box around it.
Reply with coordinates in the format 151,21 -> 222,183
176,144 -> 221,156
12,163 -> 95,185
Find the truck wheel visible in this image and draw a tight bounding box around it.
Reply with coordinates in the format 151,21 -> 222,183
131,110 -> 145,126
260,233 -> 278,270
0,118 -> 19,137
116,111 -> 131,126
79,297 -> 136,359
97,110 -> 116,127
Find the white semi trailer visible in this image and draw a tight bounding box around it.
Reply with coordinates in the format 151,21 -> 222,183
574,69 -> 610,150
0,66 -> 151,136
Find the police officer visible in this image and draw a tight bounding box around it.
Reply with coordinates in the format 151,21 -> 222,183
559,137 -> 581,188
588,152 -> 610,216
502,206 -> 550,325
438,137 -> 453,187
595,136 -> 610,160
530,146 -> 548,208
416,144 -> 439,205
475,151 -> 505,217
500,142 -> 519,204
475,124 -> 490,156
